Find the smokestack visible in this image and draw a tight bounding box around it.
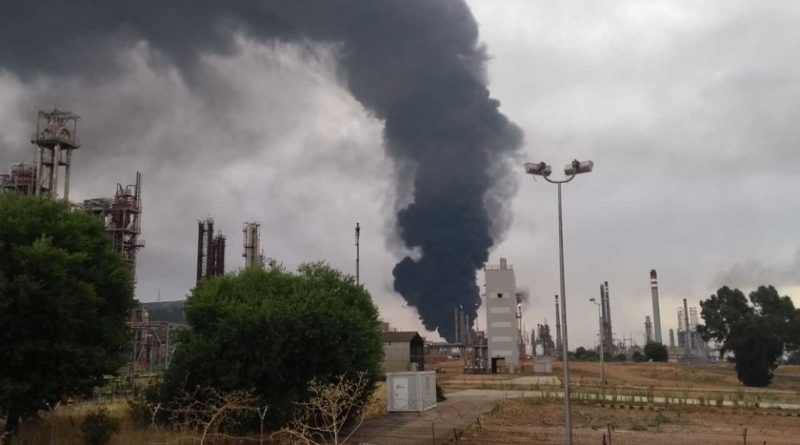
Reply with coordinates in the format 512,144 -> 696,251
669,328 -> 675,348
243,222 -> 262,269
454,307 -> 460,344
683,298 -> 692,352
599,284 -> 607,346
355,222 -> 360,286
603,281 -> 613,353
650,269 -> 663,344
196,221 -> 204,283
604,281 -> 612,333
554,295 -> 562,355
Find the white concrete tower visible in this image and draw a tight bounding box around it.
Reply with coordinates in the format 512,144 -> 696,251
485,258 -> 520,369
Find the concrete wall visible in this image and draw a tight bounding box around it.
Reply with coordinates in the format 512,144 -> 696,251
383,341 -> 411,373
485,261 -> 519,367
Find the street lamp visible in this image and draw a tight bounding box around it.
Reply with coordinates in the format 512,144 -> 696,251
525,158 -> 593,445
589,298 -> 606,386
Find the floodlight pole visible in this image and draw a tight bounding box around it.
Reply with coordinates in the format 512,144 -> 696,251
547,175 -> 576,445
526,159 -> 593,445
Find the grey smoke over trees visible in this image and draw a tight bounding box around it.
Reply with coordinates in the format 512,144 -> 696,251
0,0 -> 522,341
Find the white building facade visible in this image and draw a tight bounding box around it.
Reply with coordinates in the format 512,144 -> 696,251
485,258 -> 519,369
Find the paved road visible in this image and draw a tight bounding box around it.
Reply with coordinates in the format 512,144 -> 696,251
354,389 -> 515,445
354,384 -> 800,445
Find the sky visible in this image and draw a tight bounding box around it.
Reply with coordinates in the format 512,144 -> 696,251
1,0 -> 799,348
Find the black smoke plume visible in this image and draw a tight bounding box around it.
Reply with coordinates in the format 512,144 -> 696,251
0,0 -> 522,341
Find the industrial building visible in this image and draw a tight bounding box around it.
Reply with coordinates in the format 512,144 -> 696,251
453,305 -> 473,345
0,163 -> 37,195
382,331 -> 424,373
484,258 -> 519,371
1,108 -> 146,282
677,299 -> 709,359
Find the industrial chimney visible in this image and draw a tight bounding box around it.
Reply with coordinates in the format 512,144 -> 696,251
243,222 -> 262,269
650,269 -> 663,344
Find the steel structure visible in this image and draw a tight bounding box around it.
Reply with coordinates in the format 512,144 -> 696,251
128,307 -> 185,374
197,218 -> 225,282
31,108 -> 80,199
0,163 -> 37,195
81,172 -> 144,281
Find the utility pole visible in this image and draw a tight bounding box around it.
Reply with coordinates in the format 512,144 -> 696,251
355,222 -> 360,286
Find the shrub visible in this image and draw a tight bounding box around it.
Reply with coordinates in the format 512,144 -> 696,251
80,408 -> 121,445
162,264 -> 383,429
436,384 -> 446,402
643,342 -> 668,362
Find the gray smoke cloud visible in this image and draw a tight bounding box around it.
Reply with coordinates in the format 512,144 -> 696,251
0,0 -> 522,341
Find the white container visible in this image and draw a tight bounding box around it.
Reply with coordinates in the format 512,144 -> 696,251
386,371 -> 437,412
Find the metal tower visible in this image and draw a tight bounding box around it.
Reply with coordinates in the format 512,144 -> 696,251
31,108 -> 80,199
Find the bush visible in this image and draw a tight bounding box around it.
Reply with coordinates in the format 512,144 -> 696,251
162,263 -> 383,429
80,408 -> 121,445
643,342 -> 668,362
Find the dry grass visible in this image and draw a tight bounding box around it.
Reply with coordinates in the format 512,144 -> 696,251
461,398 -> 800,445
6,381 -> 389,445
7,401 -> 195,445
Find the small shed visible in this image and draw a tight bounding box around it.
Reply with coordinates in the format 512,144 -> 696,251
382,331 -> 424,373
532,356 -> 553,374
386,371 -> 437,412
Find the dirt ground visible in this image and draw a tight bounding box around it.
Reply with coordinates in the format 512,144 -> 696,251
436,358 -> 800,403
459,398 -> 800,445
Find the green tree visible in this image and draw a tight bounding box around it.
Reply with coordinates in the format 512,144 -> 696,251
0,195 -> 134,435
699,285 -> 800,387
643,342 -> 668,362
632,351 -> 645,362
161,263 -> 383,429
697,286 -> 751,358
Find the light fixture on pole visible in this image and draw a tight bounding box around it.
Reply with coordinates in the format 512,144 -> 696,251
589,297 -> 606,386
525,158 -> 593,445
